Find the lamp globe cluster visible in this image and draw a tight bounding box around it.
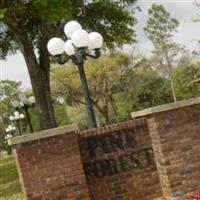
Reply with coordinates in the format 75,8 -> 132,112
9,111 -> 25,121
5,125 -> 16,133
5,125 -> 16,140
9,111 -> 25,135
11,93 -> 35,133
5,133 -> 13,140
12,93 -> 35,109
47,21 -> 103,56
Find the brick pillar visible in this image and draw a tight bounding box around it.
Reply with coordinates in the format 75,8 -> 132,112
9,125 -> 92,200
146,103 -> 200,200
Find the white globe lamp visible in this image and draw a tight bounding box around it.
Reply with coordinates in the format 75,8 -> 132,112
47,37 -> 65,55
12,100 -> 19,108
29,96 -> 36,104
20,114 -> 25,119
14,111 -> 19,117
9,116 -> 14,121
64,40 -> 75,56
21,96 -> 29,105
71,29 -> 89,48
88,32 -> 104,50
64,21 -> 82,39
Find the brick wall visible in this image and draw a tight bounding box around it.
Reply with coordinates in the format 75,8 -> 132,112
147,103 -> 200,200
79,119 -> 162,200
10,98 -> 200,200
13,126 -> 91,200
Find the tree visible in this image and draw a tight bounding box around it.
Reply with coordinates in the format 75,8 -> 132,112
0,0 -> 137,130
115,67 -> 173,120
54,100 -> 69,126
172,63 -> 200,100
144,3 -> 184,102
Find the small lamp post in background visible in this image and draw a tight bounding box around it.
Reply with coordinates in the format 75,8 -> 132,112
47,21 -> 104,128
5,125 -> 16,137
4,127 -> 15,155
9,111 -> 25,135
5,132 -> 13,141
12,94 -> 35,133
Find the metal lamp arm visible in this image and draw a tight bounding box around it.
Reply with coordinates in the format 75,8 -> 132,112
53,48 -> 101,66
85,49 -> 101,59
54,55 -> 70,65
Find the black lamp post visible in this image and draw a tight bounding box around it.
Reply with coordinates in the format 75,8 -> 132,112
12,94 -> 35,133
47,21 -> 103,128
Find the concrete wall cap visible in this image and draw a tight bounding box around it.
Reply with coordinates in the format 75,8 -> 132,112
131,97 -> 200,118
8,124 -> 79,146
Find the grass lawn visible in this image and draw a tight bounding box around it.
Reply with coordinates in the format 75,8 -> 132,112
0,156 -> 23,200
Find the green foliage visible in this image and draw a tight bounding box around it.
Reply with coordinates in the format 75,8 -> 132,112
192,41 -> 200,60
0,81 -> 69,137
0,82 -> 37,137
144,3 -> 179,56
144,3 -> 185,76
0,0 -> 137,59
51,53 -> 174,127
51,52 -> 200,127
0,79 -> 21,96
0,142 -> 12,155
66,105 -> 88,130
0,80 -> 21,114
144,3 -> 185,102
115,68 -> 173,121
0,8 -> 6,19
172,64 -> 200,100
81,1 -> 137,48
54,100 -> 69,126
0,0 -> 72,22
193,0 -> 200,22
132,69 -> 173,107
24,107 -> 40,132
51,53 -> 134,126
0,0 -> 137,128
21,99 -> 69,132
0,24 -> 19,59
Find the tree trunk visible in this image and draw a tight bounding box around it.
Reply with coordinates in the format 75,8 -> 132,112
5,17 -> 57,130
169,78 -> 177,103
165,52 -> 177,102
30,73 -> 57,129
93,102 -> 110,124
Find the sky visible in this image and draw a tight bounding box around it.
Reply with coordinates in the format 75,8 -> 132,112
0,0 -> 200,89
